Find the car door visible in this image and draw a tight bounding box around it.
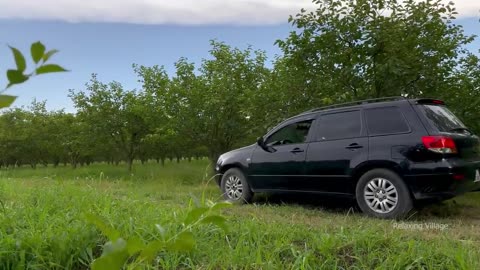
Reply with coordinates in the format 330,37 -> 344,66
248,117 -> 315,191
301,110 -> 368,194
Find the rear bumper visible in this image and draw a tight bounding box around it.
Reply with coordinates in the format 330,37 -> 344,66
405,160 -> 480,200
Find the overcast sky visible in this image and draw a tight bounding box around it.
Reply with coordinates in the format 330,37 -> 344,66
0,0 -> 479,25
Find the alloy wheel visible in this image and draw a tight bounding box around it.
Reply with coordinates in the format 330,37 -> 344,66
364,177 -> 398,214
225,175 -> 243,200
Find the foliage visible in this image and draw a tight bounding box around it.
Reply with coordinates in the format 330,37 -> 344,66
274,0 -> 478,120
69,75 -> 151,171
89,200 -> 231,270
1,41 -> 67,108
136,41 -> 270,164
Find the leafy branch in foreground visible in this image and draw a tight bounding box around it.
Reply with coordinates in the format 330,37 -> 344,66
88,200 -> 232,270
1,41 -> 67,109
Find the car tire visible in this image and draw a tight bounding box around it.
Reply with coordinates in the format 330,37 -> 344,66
356,169 -> 413,219
221,168 -> 253,204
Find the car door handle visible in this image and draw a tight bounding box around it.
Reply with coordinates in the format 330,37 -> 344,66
346,143 -> 363,150
290,147 -> 304,153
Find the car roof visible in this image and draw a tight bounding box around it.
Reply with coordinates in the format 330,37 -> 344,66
268,97 -> 444,133
288,96 -> 432,121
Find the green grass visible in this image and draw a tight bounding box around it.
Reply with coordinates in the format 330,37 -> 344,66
1,160 -> 479,269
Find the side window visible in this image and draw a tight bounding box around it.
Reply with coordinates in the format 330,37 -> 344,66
365,107 -> 410,135
266,120 -> 313,146
316,110 -> 362,141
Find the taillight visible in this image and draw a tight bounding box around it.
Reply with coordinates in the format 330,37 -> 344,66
431,100 -> 445,105
422,136 -> 457,154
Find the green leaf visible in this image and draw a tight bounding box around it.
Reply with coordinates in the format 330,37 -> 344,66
184,207 -> 209,226
43,49 -> 59,62
139,240 -> 164,262
31,41 -> 46,64
91,255 -> 124,270
9,46 -> 26,72
167,231 -> 195,252
85,214 -> 121,241
91,250 -> 129,270
6,69 -> 29,87
36,64 -> 68,75
92,238 -> 129,270
102,238 -> 127,256
210,201 -> 233,212
126,237 -> 145,256
0,95 -> 17,108
201,215 -> 228,232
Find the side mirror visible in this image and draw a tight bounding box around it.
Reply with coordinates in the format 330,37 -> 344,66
257,136 -> 265,147
257,136 -> 275,152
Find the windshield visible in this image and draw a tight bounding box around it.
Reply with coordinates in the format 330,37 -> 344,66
420,105 -> 467,133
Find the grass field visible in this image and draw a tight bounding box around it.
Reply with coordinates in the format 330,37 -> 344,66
1,160 -> 479,269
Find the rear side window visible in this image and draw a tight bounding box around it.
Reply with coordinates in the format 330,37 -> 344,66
419,105 -> 466,132
365,107 -> 410,135
316,111 -> 362,140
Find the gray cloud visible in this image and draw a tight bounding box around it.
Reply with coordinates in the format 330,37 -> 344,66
0,0 -> 477,25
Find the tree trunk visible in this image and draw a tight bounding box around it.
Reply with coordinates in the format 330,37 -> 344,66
71,156 -> 78,169
127,157 -> 133,172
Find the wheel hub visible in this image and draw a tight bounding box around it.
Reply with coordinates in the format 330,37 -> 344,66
225,175 -> 243,200
364,178 -> 398,214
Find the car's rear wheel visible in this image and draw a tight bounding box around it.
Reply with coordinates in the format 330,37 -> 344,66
221,168 -> 253,204
356,169 -> 412,219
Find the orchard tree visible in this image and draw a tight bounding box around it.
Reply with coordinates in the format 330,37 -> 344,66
439,53 -> 480,133
70,75 -> 150,171
170,41 -> 269,164
134,64 -> 175,164
276,0 -> 476,107
0,108 -> 30,167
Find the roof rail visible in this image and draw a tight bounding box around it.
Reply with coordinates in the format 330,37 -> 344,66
306,96 -> 406,113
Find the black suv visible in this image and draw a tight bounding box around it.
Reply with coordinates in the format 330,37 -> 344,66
215,97 -> 480,218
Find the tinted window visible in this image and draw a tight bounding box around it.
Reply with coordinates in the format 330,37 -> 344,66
420,105 -> 466,133
266,120 -> 312,146
316,111 -> 362,140
365,107 -> 409,135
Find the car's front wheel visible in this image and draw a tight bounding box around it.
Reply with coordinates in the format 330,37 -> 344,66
221,168 -> 253,204
356,169 -> 413,219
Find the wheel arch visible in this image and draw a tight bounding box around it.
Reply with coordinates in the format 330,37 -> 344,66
351,160 -> 409,193
218,163 -> 249,185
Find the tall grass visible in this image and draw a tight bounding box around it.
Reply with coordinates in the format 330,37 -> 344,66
0,160 -> 479,269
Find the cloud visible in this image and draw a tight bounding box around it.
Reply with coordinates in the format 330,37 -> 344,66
0,0 -> 477,25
